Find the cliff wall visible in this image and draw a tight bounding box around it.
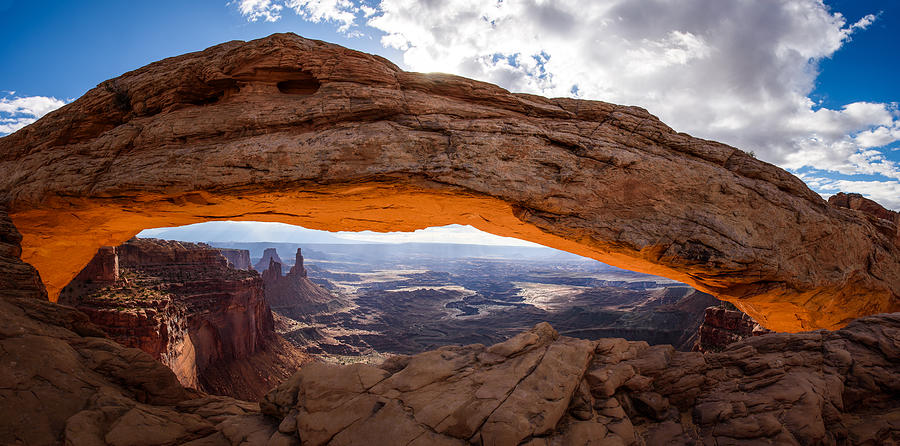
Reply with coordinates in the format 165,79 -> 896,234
59,238 -> 305,399
217,247 -> 252,270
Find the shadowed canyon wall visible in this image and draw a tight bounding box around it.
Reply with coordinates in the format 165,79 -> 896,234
1,33 -> 898,331
59,238 -> 306,400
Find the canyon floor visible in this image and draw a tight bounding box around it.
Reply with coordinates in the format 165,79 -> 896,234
213,241 -> 721,360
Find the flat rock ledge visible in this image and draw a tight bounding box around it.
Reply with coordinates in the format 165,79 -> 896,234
259,320 -> 900,446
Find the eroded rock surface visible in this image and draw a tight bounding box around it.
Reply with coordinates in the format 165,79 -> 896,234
59,238 -> 307,400
0,209 -> 290,445
217,248 -> 252,270
693,306 -> 771,352
261,248 -> 346,317
260,318 -> 900,445
255,248 -> 286,273
1,208 -> 899,445
1,33 -> 897,331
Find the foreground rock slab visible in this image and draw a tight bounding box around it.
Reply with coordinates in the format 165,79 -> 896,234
1,33 -> 898,331
262,319 -> 900,445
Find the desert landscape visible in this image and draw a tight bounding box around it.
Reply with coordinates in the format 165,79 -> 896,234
1,3 -> 899,444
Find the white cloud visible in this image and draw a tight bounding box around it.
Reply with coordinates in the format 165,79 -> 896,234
850,13 -> 878,31
0,94 -> 67,136
234,0 -> 283,22
361,0 -> 899,179
285,0 -> 358,32
235,0 -> 361,32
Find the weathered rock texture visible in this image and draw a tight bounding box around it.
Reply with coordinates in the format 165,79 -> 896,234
261,318 -> 900,445
217,248 -> 252,270
1,209 -> 899,445
261,248 -> 345,316
59,237 -> 306,400
830,192 -> 899,224
693,306 -> 771,352
1,33 -> 898,331
0,209 -> 296,446
255,248 -> 285,273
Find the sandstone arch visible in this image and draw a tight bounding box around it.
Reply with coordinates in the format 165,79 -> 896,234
1,33 -> 898,332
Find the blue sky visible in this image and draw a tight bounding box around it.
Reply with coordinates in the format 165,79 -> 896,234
1,0 -> 898,244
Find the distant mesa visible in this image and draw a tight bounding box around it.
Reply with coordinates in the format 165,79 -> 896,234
255,247 -> 286,272
217,247 -> 252,270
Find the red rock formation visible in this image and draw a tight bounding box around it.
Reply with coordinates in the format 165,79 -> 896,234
829,192 -> 898,222
255,247 -> 285,272
59,238 -> 306,400
2,34 -> 898,331
693,306 -> 771,352
830,192 -> 900,244
217,247 -> 252,270
261,248 -> 344,315
262,318 -> 900,445
2,208 -> 900,445
71,245 -> 119,283
0,208 -> 298,446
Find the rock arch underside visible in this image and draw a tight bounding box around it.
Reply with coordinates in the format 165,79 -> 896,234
2,33 -> 899,332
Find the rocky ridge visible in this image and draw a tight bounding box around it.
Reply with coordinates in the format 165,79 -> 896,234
260,318 -> 900,445
2,33 -> 898,331
1,209 -> 898,444
58,237 -> 306,400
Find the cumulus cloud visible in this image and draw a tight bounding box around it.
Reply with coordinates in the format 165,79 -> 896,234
800,175 -> 900,210
362,0 -> 899,179
0,93 -> 67,136
235,0 -> 361,31
233,0 -> 283,22
238,0 -> 899,207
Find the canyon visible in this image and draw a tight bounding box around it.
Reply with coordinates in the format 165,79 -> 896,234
1,207 -> 898,444
1,33 -> 899,445
58,237 -> 306,400
228,241 -> 720,357
0,33 -> 897,331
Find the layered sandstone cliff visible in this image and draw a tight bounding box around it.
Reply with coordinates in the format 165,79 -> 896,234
217,247 -> 252,270
0,208 -> 298,445
2,33 -> 898,331
59,238 -> 306,400
1,209 -> 898,445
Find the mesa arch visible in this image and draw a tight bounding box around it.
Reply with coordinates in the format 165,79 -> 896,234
1,33 -> 897,333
